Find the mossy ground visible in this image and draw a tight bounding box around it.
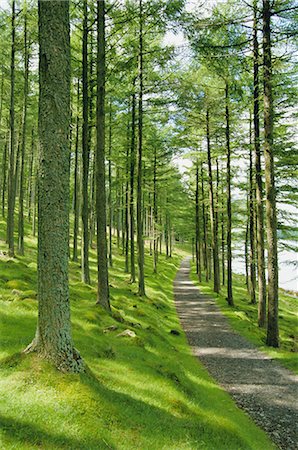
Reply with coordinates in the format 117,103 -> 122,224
0,219 -> 275,449
190,262 -> 298,374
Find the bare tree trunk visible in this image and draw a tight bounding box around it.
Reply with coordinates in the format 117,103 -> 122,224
96,0 -> 110,310
7,0 -> 16,257
153,146 -> 158,273
108,101 -> 113,267
73,81 -> 80,262
81,0 -> 90,283
249,114 -> 256,303
254,0 -> 267,327
1,133 -> 8,218
18,3 -> 29,255
201,163 -> 209,281
130,84 -> 136,283
206,109 -> 220,293
25,0 -> 83,372
137,0 -> 145,296
195,161 -> 202,281
225,82 -> 234,306
263,0 -> 279,347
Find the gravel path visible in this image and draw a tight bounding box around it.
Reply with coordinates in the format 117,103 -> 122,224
174,257 -> 298,450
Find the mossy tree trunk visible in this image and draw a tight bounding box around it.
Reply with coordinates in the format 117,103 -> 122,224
25,0 -> 84,372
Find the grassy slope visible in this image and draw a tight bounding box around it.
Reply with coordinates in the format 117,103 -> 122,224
0,220 -> 275,450
190,263 -> 298,374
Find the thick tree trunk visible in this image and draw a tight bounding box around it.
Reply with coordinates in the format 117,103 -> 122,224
254,0 -> 267,326
81,0 -> 90,284
7,0 -> 16,257
263,0 -> 279,347
225,82 -> 234,306
25,0 -> 83,372
137,0 -> 145,296
96,0 -> 110,310
206,109 -> 220,293
18,5 -> 29,256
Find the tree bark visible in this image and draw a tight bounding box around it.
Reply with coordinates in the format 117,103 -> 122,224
263,0 -> 279,347
254,0 -> 267,326
249,114 -> 256,303
225,82 -> 234,306
108,101 -> 113,267
7,0 -> 16,257
25,0 -> 83,372
206,109 -> 220,293
137,0 -> 145,296
73,80 -> 80,262
81,0 -> 90,283
195,161 -> 202,281
96,0 -> 110,310
130,84 -> 136,283
18,3 -> 29,256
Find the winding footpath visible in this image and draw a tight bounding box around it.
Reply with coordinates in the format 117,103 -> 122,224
174,257 -> 298,450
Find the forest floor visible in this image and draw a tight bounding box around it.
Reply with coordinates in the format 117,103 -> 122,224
0,220 -> 276,449
175,257 -> 298,450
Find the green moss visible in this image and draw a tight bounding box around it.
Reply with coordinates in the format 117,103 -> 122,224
0,224 -> 275,449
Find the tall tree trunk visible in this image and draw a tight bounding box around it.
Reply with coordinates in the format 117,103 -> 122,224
27,129 -> 34,222
7,0 -> 16,257
225,82 -> 234,306
137,0 -> 145,296
73,81 -> 80,262
263,0 -> 279,347
125,118 -> 130,273
195,161 -> 202,281
25,0 -> 83,372
249,114 -> 256,303
81,0 -> 90,283
1,133 -> 8,218
130,84 -> 136,283
201,163 -> 209,281
96,0 -> 110,310
254,0 -> 267,327
206,108 -> 220,293
221,176 -> 225,285
153,146 -> 158,273
18,3 -> 29,255
108,101 -> 113,267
